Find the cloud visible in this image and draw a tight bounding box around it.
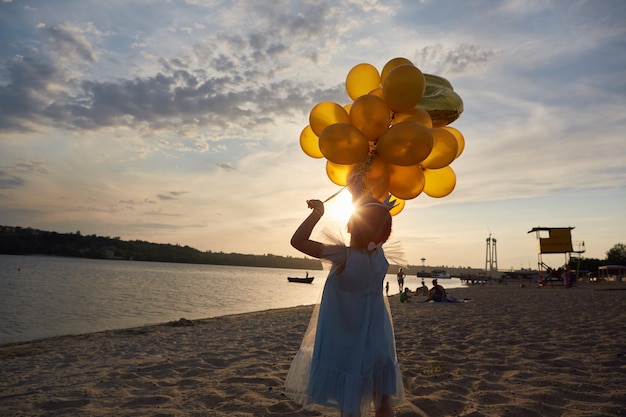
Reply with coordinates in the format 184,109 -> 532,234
0,169 -> 25,189
0,160 -> 48,190
40,22 -> 98,64
0,55 -> 60,132
1,41 -> 320,136
216,163 -> 236,171
156,194 -> 176,201
414,44 -> 497,74
157,191 -> 188,201
143,210 -> 184,217
14,160 -> 48,175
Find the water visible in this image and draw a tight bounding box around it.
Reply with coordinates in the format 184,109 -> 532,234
0,254 -> 464,345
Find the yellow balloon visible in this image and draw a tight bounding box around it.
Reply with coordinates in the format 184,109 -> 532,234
381,57 -> 414,84
346,63 -> 381,101
350,94 -> 391,142
368,87 -> 384,99
391,107 -> 433,128
383,65 -> 426,113
319,123 -> 370,165
376,121 -> 433,166
326,161 -> 354,186
299,125 -> 323,159
419,128 -> 458,169
423,166 -> 456,198
388,164 -> 425,200
443,126 -> 465,158
309,102 -> 351,136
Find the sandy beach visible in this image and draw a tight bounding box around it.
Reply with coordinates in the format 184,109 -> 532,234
1,281 -> 625,417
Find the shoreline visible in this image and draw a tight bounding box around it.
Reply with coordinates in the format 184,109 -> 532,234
0,270 -> 467,347
0,304 -> 319,349
1,281 -> 625,416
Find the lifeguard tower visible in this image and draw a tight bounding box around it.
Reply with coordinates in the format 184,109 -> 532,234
528,227 -> 585,287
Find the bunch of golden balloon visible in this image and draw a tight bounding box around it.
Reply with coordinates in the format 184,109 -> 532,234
299,57 -> 465,216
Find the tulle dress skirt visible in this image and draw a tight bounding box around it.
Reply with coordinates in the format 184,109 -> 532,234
284,245 -> 405,416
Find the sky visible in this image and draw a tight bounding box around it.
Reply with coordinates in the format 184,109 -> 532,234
1,0 -> 625,270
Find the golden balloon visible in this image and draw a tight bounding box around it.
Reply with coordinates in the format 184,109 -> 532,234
326,161 -> 354,186
350,94 -> 391,142
443,126 -> 465,158
299,125 -> 323,159
391,107 -> 433,128
388,163 -> 426,200
420,128 -> 458,169
381,57 -> 414,84
346,63 -> 381,101
309,101 -> 351,137
423,166 -> 456,198
319,123 -> 370,165
376,121 -> 433,166
368,87 -> 384,99
383,64 -> 426,113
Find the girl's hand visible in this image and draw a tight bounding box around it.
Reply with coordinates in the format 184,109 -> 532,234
306,199 -> 324,216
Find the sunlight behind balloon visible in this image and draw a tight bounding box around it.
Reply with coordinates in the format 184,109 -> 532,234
327,191 -> 355,224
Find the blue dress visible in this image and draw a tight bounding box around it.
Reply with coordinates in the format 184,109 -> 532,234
285,244 -> 405,416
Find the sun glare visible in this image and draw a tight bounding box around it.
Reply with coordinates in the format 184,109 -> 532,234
327,191 -> 354,224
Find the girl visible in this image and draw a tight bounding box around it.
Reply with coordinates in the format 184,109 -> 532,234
284,197 -> 405,417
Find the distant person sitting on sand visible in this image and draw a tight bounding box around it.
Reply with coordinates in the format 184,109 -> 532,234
424,279 -> 446,302
400,287 -> 412,303
423,279 -> 469,303
415,279 -> 429,296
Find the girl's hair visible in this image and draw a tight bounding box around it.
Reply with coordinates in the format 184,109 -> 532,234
348,199 -> 392,245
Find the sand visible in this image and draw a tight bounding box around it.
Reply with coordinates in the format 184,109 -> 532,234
1,281 -> 625,417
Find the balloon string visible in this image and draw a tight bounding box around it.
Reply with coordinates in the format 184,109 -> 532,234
322,186 -> 347,203
321,152 -> 373,204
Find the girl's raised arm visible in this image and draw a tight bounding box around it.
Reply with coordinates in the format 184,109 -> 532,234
290,199 -> 324,258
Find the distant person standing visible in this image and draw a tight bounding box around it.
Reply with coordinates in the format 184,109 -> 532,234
385,281 -> 390,297
397,268 -> 406,293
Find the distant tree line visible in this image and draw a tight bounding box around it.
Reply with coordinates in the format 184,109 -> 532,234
2,226 -> 623,275
569,242 -> 626,274
0,226 -> 322,270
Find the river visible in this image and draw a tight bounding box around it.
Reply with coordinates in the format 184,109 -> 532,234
0,254 -> 464,345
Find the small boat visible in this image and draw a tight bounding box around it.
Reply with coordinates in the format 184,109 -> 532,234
288,276 -> 314,283
430,269 -> 451,279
